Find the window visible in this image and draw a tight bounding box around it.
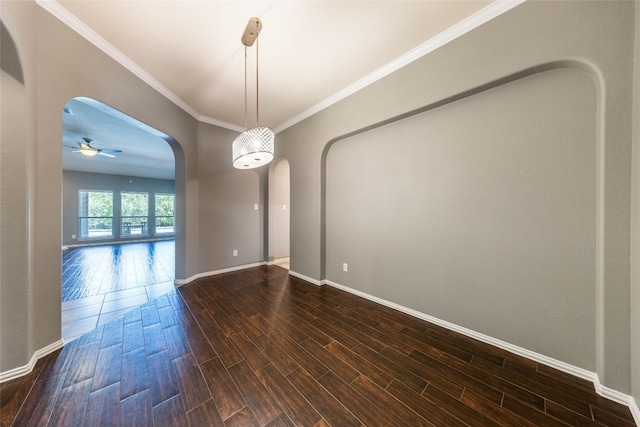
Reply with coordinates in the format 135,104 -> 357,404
155,193 -> 175,234
78,190 -> 113,239
121,192 -> 149,236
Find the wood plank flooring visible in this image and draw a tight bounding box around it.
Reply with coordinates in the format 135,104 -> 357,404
61,241 -> 176,341
2,265 -> 636,426
62,240 -> 175,302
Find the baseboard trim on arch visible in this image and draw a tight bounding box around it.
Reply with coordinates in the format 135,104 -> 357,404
174,262 -> 268,286
0,339 -> 64,384
319,278 -> 639,425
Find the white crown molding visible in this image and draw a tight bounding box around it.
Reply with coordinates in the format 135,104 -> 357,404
321,278 -> 639,425
38,0 -> 244,132
0,339 -> 64,384
36,0 -> 525,135
35,0 -> 205,123
273,0 -> 526,133
198,115 -> 244,133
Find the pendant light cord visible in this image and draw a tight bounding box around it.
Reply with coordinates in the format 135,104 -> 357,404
244,45 -> 248,130
256,37 -> 260,126
241,22 -> 262,129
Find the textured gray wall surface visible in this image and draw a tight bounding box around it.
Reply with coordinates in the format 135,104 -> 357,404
196,122 -> 263,274
630,0 -> 640,413
1,22 -> 29,372
0,1 -> 198,375
277,1 -> 635,393
326,68 -> 596,371
0,0 -> 638,409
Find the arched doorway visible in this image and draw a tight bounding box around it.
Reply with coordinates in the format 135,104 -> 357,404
269,158 -> 290,269
61,97 -> 180,341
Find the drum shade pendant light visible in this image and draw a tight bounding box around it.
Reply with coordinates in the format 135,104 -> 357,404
232,17 -> 274,169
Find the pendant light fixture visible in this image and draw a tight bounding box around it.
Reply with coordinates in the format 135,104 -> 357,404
232,17 -> 274,169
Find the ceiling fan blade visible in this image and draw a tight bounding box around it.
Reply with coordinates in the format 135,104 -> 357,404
100,149 -> 123,153
72,150 -> 82,153
97,152 -> 115,158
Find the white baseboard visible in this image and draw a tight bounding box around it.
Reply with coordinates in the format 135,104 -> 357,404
0,262 -> 265,383
288,270 -> 323,286
0,339 -> 64,384
174,273 -> 202,286
593,377 -> 640,426
174,262 -> 267,286
321,278 -> 640,425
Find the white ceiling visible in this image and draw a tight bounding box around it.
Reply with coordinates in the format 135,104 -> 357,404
49,0 -> 520,179
62,97 -> 176,179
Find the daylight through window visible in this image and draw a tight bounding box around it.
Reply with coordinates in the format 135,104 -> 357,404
121,192 -> 149,236
78,190 -> 114,238
155,193 -> 175,234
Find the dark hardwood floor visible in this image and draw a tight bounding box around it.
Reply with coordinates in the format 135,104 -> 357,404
1,265 -> 636,426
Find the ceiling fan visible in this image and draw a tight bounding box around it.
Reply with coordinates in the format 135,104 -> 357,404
65,137 -> 123,158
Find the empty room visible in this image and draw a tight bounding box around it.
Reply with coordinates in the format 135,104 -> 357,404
1,0 -> 640,425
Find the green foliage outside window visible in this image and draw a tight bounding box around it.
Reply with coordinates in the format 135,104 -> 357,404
85,191 -> 113,217
79,190 -> 113,237
155,194 -> 175,216
121,192 -> 148,216
79,190 -> 174,237
155,194 -> 175,231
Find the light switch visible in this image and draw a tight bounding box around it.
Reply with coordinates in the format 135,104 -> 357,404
282,204 -> 287,210
254,204 -> 259,210
343,263 -> 348,272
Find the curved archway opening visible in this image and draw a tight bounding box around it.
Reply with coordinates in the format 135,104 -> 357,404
268,158 -> 290,269
321,66 -> 600,372
61,96 -> 184,341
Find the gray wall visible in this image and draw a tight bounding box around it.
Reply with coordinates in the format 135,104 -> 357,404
277,1 -> 635,395
1,20 -> 30,373
0,1 -> 200,374
196,121 -> 264,274
327,68 -> 596,369
62,170 -> 175,246
1,0 -> 639,410
631,0 -> 640,413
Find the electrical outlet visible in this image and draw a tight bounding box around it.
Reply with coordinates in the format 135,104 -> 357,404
343,263 -> 348,272
72,234 -> 76,239
254,204 -> 258,210
233,250 -> 238,257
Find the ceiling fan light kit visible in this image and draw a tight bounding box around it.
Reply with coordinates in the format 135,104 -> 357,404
80,146 -> 98,157
72,137 -> 122,158
232,17 -> 275,170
